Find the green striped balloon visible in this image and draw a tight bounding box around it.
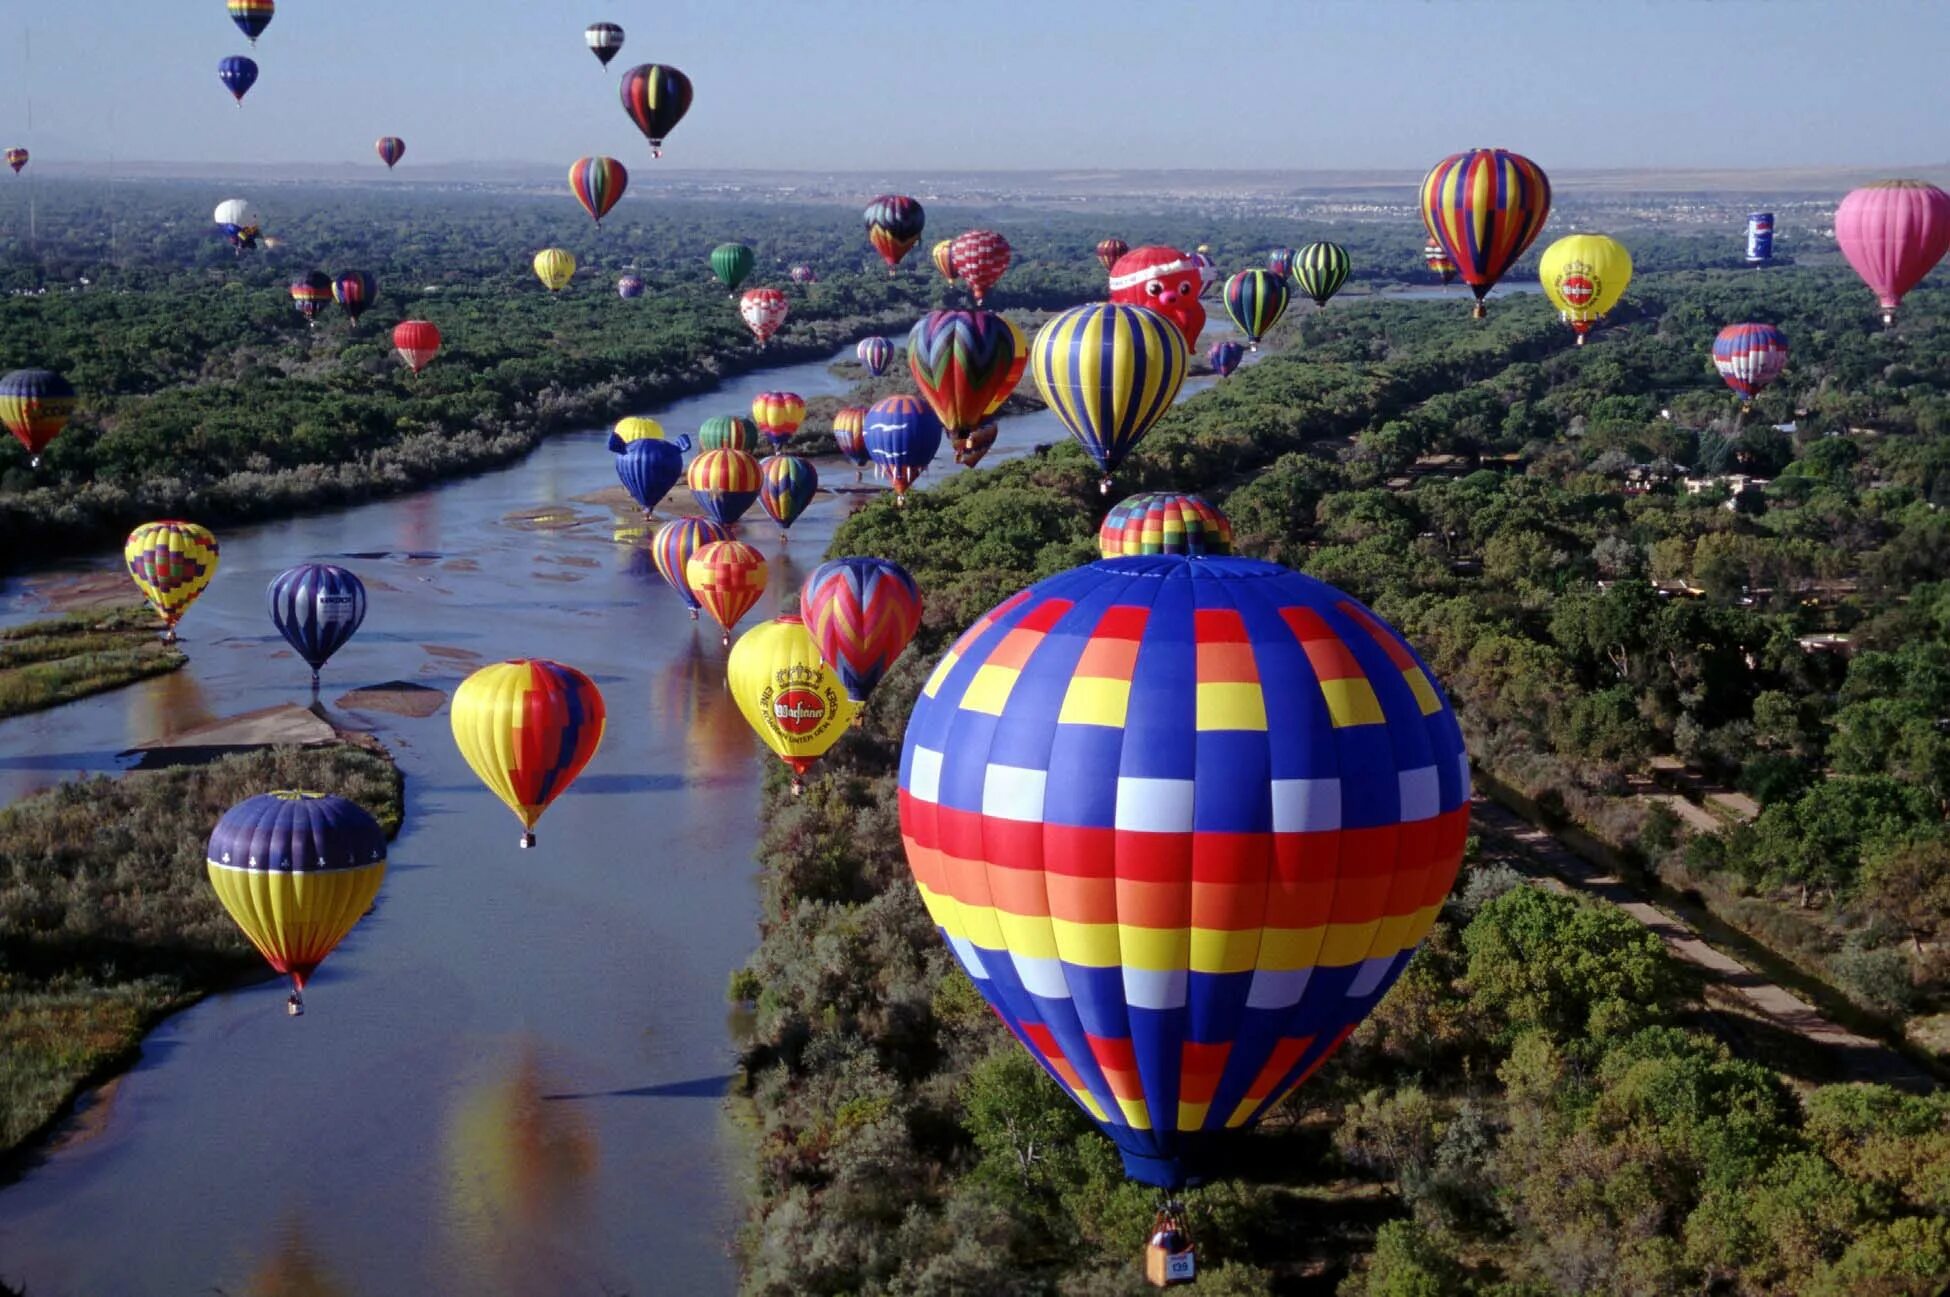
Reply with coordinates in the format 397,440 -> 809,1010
697,415 -> 758,452
710,243 -> 754,295
1029,302 -> 1187,493
1223,269 -> 1290,348
1294,242 -> 1351,308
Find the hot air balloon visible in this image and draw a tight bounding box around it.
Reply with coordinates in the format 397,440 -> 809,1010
585,22 -> 624,67
685,448 -> 762,525
5,148 -> 27,175
1096,238 -> 1131,274
0,368 -> 77,467
950,230 -> 1011,305
375,136 -> 405,170
907,310 -> 1028,465
617,274 -> 646,300
1223,269 -> 1289,349
1419,148 -> 1553,318
799,557 -> 922,704
1711,323 -> 1789,403
832,406 -> 869,478
899,554 -> 1470,1191
687,540 -> 768,646
1108,246 -> 1206,350
214,198 -> 261,251
451,660 -> 606,848
710,243 -> 755,294
1538,234 -> 1631,344
125,521 -> 220,642
267,563 -> 366,689
863,395 -> 943,502
651,516 -> 730,619
955,424 -> 1000,470
1098,491 -> 1233,558
1189,248 -> 1220,299
864,195 -> 926,272
790,264 -> 819,286
751,391 -> 806,452
618,64 -> 692,157
616,439 -> 687,514
1833,180 -> 1950,326
1294,242 -> 1351,309
609,416 -> 687,453
1745,212 -> 1774,265
1207,340 -> 1243,378
698,415 -> 758,453
207,791 -> 385,1016
218,56 -> 258,105
393,320 -> 441,373
332,270 -> 377,323
1423,241 -> 1457,286
740,288 -> 788,345
227,0 -> 274,43
856,336 -> 894,377
568,156 -> 628,226
289,272 -> 332,326
1032,302 -> 1188,492
533,248 -> 576,292
1266,247 -> 1298,279
758,455 -> 818,538
728,615 -> 860,791
931,239 -> 957,283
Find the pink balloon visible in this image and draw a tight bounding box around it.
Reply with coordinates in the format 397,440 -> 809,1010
1834,180 -> 1950,325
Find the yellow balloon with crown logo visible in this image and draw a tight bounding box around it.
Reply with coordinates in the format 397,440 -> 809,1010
726,614 -> 859,793
1538,234 -> 1631,344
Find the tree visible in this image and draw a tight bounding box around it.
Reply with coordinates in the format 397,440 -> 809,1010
1857,841 -> 1950,953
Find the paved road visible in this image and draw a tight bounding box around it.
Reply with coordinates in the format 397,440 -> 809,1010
1470,795 -> 1937,1091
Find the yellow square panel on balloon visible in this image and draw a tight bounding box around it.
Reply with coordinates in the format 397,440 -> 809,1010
1176,1101 -> 1211,1131
1058,676 -> 1130,728
1196,681 -> 1267,731
922,649 -> 960,698
1319,677 -> 1384,727
1114,1096 -> 1153,1130
959,663 -> 1021,715
1404,668 -> 1441,715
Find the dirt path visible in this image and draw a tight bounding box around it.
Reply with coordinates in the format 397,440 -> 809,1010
1470,795 -> 1937,1091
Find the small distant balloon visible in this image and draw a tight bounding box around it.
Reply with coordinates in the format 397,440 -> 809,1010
267,563 -> 367,688
740,289 -> 788,346
218,56 -> 259,105
375,137 -> 405,170
585,22 -> 625,67
227,0 -> 274,44
856,336 -> 894,377
392,320 -> 441,373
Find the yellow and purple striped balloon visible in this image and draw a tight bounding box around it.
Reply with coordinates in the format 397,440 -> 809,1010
1030,302 -> 1187,493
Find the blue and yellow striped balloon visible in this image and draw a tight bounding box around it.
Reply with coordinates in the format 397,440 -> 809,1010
1223,270 -> 1289,349
1029,303 -> 1187,493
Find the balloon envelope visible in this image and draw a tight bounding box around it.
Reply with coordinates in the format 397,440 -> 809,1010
799,557 -> 922,702
898,554 -> 1469,1188
375,137 -> 405,169
865,195 -> 926,270
533,248 -> 577,292
651,516 -> 731,615
451,660 -> 606,846
616,440 -> 686,513
1538,234 -> 1632,340
0,367 -> 77,462
1223,269 -> 1289,346
758,455 -> 818,531
686,448 -> 762,525
863,395 -> 943,496
568,156 -> 629,225
618,64 -> 692,156
687,540 -> 769,643
125,522 -> 219,632
1419,149 -> 1553,314
393,320 -> 441,373
1711,322 -> 1789,402
1030,302 -> 1188,488
267,563 -> 367,683
1833,180 -> 1950,323
728,616 -> 860,784
1097,492 -> 1233,558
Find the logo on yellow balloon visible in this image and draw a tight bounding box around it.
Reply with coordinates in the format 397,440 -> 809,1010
1555,262 -> 1599,309
758,662 -> 842,743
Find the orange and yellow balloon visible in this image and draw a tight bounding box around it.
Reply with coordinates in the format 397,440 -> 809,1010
451,660 -> 606,848
686,539 -> 768,645
727,614 -> 860,792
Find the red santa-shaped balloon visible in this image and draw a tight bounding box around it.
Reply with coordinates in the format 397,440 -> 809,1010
1107,245 -> 1206,349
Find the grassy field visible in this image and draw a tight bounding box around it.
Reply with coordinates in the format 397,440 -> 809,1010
0,741 -> 403,1161
0,605 -> 185,720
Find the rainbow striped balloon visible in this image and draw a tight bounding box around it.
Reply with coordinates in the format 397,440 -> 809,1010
0,367 -> 77,464
686,540 -> 769,645
758,454 -> 819,534
751,391 -> 805,451
569,156 -> 629,225
1419,149 -> 1552,317
799,557 -> 923,703
1098,492 -> 1233,559
1030,302 -> 1187,492
899,555 -> 1469,1189
685,448 -> 762,525
831,406 -> 869,472
227,0 -> 274,43
651,516 -> 730,617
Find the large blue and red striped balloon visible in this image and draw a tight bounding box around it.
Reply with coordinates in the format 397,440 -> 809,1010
1419,149 -> 1553,317
799,558 -> 923,702
899,554 -> 1469,1189
1711,322 -> 1789,402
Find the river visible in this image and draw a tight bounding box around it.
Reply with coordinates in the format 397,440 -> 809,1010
0,332 -> 1246,1296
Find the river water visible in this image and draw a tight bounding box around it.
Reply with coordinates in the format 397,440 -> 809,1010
0,334 -> 1246,1296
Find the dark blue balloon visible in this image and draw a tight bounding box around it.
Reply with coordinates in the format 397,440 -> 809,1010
207,791 -> 386,878
218,56 -> 259,103
616,439 -> 686,513
267,563 -> 366,686
862,394 -> 942,495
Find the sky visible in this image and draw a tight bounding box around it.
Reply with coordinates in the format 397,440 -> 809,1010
6,0 -> 1948,173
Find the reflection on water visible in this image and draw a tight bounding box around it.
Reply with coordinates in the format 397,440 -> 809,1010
242,1215 -> 352,1297
443,1040 -> 599,1288
657,634 -> 756,790
128,660 -> 217,741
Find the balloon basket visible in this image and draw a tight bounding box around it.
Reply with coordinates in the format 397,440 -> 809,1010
520,832 -> 535,849
1141,1203 -> 1196,1288
1575,335 -> 1586,346
1099,478 -> 1111,496
690,608 -> 700,621
1472,303 -> 1488,320
720,631 -> 731,647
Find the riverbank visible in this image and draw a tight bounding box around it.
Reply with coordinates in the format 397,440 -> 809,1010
0,739 -> 403,1171
0,606 -> 185,719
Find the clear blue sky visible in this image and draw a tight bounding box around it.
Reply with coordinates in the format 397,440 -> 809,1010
8,0 -> 1947,171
